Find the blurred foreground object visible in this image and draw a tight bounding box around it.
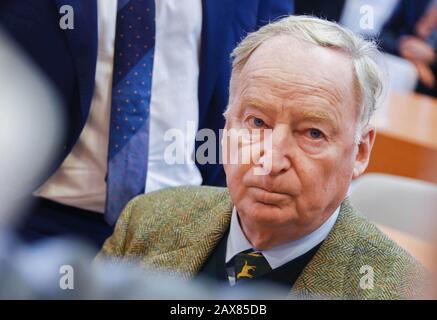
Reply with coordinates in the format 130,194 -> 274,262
0,237 -> 289,299
0,29 -> 64,229
367,92 -> 437,184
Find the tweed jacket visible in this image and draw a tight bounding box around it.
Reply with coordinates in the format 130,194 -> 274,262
97,186 -> 425,299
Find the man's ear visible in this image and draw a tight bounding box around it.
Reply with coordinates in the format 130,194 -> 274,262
352,125 -> 376,179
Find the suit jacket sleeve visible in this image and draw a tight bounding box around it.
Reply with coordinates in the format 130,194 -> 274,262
379,1 -> 408,55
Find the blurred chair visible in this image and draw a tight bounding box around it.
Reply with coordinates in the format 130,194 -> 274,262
349,173 -> 437,269
378,53 -> 419,93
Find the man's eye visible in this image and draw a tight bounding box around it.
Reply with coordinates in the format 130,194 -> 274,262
307,128 -> 324,139
252,117 -> 265,128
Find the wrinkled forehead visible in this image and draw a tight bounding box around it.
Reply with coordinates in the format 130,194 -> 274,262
233,35 -> 358,111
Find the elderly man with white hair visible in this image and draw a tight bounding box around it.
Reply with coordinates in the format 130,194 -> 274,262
97,16 -> 425,299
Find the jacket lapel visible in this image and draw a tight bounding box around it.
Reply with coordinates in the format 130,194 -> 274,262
291,199 -> 358,299
54,0 -> 98,125
146,191 -> 234,279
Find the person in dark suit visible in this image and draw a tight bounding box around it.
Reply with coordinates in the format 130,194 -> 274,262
379,0 -> 437,96
0,0 -> 293,249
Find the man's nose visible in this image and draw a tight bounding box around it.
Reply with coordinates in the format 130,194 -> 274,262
257,126 -> 292,176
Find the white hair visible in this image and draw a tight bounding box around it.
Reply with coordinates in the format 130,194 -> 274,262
229,15 -> 384,139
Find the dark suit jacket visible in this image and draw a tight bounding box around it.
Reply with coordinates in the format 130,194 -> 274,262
379,0 -> 431,55
0,0 -> 293,187
97,186 -> 426,299
294,0 -> 345,22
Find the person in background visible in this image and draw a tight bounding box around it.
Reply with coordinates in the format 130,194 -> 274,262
0,0 -> 292,250
380,0 -> 437,96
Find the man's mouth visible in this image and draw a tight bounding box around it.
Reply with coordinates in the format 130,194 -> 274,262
248,186 -> 291,205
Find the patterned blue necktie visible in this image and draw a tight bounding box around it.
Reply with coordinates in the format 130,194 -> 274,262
106,0 -> 156,225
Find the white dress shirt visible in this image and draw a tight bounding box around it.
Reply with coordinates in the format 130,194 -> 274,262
226,205 -> 340,276
35,0 -> 203,213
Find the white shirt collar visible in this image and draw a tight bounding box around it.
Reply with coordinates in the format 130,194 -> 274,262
225,205 -> 340,270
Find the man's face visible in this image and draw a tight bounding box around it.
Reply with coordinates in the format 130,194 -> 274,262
223,36 -> 375,249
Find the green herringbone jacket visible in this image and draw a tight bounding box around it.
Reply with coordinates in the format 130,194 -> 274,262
97,186 -> 425,299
